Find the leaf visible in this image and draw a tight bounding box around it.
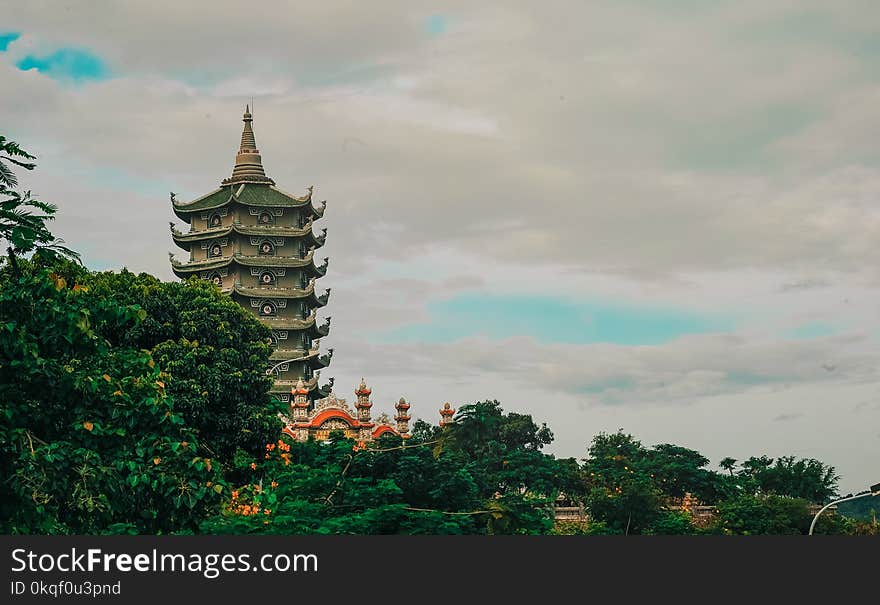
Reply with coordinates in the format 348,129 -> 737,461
102,374 -> 111,382
83,421 -> 94,432
213,484 -> 223,494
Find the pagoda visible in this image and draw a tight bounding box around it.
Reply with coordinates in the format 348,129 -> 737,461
169,107 -> 413,442
170,106 -> 331,407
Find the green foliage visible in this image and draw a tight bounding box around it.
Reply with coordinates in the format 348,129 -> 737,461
582,431 -> 661,534
201,435 -> 479,535
646,510 -> 696,535
0,136 -> 79,273
440,400 -> 577,497
713,494 -> 818,535
837,494 -> 880,522
203,402 -> 575,535
719,457 -> 737,476
0,269 -> 222,533
79,268 -> 281,465
722,455 -> 839,503
13,257 -> 282,470
646,443 -> 717,502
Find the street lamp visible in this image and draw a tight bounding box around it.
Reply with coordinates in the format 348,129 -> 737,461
808,482 -> 880,535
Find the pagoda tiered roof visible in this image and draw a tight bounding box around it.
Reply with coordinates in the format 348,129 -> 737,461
259,313 -> 330,337
170,223 -> 325,250
271,375 -> 319,393
170,225 -> 233,250
233,222 -> 326,245
170,250 -> 327,277
233,282 -> 329,306
271,376 -> 332,399
171,183 -> 325,221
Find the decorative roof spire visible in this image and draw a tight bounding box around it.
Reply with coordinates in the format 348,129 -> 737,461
439,402 -> 455,427
293,377 -> 309,396
355,377 -> 372,397
222,105 -> 275,186
395,397 -> 411,437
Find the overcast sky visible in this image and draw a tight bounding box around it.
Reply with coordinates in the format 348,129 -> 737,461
3,1 -> 879,492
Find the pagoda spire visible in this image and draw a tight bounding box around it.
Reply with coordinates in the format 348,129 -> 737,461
222,105 -> 275,185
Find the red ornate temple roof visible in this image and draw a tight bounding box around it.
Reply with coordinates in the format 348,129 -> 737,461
281,381 -> 410,443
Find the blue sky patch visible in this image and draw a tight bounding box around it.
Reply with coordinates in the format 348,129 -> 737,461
0,32 -> 20,52
425,15 -> 448,36
16,47 -> 109,82
788,322 -> 838,340
383,293 -> 734,345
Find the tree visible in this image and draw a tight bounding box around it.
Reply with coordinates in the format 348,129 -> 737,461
204,401 -> 576,535
0,269 -> 223,533
0,142 -> 227,534
719,457 -> 737,476
647,510 -> 696,535
582,431 -> 660,534
32,263 -> 283,467
87,269 -> 281,465
0,136 -> 78,274
714,494 -> 813,535
201,433 -> 483,535
646,443 -> 715,502
738,455 -> 838,503
441,401 -> 575,502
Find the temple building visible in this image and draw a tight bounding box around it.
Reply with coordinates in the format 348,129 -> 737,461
281,378 -> 412,442
169,107 -> 413,442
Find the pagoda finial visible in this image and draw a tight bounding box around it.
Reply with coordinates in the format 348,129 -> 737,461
395,397 -> 412,437
222,106 -> 274,186
355,377 -> 372,397
354,379 -> 372,425
439,402 -> 455,427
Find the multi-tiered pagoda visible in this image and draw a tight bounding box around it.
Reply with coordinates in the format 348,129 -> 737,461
169,107 -> 413,442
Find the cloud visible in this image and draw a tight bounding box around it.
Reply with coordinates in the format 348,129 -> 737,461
330,330 -> 879,406
772,412 -> 805,422
787,322 -> 839,340
779,278 -> 830,292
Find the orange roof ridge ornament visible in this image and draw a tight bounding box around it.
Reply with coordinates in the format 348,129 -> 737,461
222,106 -> 275,186
439,402 -> 455,426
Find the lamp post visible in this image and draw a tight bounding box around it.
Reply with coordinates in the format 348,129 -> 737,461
809,482 -> 880,535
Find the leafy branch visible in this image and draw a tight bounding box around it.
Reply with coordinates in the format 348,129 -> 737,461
0,136 -> 80,274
